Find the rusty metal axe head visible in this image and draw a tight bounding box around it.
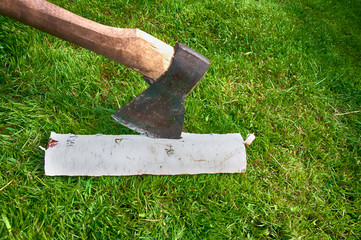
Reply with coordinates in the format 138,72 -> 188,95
112,43 -> 210,139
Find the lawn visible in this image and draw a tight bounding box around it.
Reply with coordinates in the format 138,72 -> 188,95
1,0 -> 360,238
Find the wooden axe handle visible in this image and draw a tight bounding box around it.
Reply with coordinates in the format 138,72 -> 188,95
0,0 -> 174,80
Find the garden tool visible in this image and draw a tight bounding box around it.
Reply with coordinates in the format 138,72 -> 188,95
0,0 -> 210,139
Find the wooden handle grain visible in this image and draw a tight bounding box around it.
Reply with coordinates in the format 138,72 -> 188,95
0,0 -> 174,80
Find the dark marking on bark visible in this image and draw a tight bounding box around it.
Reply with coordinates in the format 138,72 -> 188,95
47,138 -> 58,148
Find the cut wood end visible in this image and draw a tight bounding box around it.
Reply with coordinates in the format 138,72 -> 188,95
244,133 -> 256,146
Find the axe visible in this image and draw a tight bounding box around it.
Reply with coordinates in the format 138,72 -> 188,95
0,0 -> 210,139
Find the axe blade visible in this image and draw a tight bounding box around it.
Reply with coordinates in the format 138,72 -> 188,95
112,43 -> 210,139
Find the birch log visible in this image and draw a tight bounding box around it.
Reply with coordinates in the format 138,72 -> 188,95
44,132 -> 247,176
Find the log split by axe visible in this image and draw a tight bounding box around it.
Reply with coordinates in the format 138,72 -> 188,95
0,0 -> 210,139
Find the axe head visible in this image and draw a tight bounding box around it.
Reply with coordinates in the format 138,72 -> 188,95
112,43 -> 210,139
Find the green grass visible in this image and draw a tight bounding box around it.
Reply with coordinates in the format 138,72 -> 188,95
1,0 -> 360,238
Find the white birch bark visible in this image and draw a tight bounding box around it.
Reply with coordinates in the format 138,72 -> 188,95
44,132 -> 247,176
